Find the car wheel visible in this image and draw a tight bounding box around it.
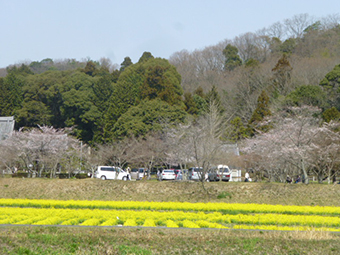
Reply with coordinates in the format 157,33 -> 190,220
122,176 -> 127,181
101,176 -> 106,180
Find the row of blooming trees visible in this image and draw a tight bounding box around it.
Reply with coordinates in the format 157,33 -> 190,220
0,126 -> 81,177
3,105 -> 339,184
240,106 -> 340,183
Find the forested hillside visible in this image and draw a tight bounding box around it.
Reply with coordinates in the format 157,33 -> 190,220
1,13 -> 340,182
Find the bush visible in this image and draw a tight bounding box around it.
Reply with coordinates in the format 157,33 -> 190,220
1,174 -> 12,178
12,172 -> 29,178
75,173 -> 88,179
58,173 -> 69,179
217,191 -> 232,199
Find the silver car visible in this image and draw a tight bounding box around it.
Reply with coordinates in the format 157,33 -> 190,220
131,168 -> 146,180
188,167 -> 203,181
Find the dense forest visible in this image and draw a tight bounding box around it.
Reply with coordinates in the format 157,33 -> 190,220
1,13 -> 340,182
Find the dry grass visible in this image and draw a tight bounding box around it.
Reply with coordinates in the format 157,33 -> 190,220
1,178 -> 340,206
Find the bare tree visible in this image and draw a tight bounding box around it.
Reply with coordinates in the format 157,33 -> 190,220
163,123 -> 193,176
165,100 -> 228,189
284,13 -> 314,38
128,133 -> 167,179
264,21 -> 286,40
320,13 -> 340,30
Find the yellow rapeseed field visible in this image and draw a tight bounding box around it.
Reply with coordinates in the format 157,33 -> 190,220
1,198 -> 339,232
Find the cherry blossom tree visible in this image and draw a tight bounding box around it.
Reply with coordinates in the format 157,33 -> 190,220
241,106 -> 340,184
307,121 -> 340,183
0,126 -> 81,177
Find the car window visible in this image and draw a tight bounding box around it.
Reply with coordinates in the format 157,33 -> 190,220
163,170 -> 174,173
100,167 -> 115,172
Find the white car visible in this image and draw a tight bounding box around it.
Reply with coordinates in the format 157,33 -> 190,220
160,169 -> 176,181
188,167 -> 203,181
94,166 -> 130,181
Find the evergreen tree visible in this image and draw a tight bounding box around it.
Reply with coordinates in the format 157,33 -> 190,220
111,69 -> 120,83
0,69 -> 28,117
141,58 -> 183,106
103,58 -> 184,141
228,117 -> 248,142
113,99 -> 187,139
223,44 -> 242,71
205,85 -> 224,113
138,52 -> 154,63
322,107 -> 340,123
194,87 -> 205,98
183,92 -> 199,115
320,63 -> 340,109
83,61 -> 97,76
248,90 -> 272,134
285,85 -> 327,107
120,57 -> 133,72
271,54 -> 293,95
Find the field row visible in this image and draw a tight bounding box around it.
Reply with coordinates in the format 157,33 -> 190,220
1,198 -> 340,216
1,206 -> 340,232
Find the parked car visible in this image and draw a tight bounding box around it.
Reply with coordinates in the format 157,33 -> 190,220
159,169 -> 176,181
188,167 -> 203,181
175,169 -> 183,180
94,166 -> 130,181
130,168 -> 147,180
219,165 -> 231,182
207,165 -> 231,182
207,169 -> 221,182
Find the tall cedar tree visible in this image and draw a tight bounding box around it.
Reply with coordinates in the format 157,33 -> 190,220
205,85 -> 224,114
228,117 -> 248,142
184,92 -> 199,115
248,90 -> 272,134
120,57 -> 133,72
83,61 -> 97,76
271,54 -> 293,95
138,52 -> 154,63
223,44 -> 243,71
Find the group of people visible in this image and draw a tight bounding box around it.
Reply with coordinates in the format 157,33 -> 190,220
286,175 -> 301,184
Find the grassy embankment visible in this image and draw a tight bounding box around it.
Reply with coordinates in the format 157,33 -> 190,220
1,178 -> 340,254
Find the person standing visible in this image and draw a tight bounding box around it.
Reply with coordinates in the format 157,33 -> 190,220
245,171 -> 250,182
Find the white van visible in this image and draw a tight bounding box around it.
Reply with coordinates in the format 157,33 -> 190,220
94,166 -> 130,180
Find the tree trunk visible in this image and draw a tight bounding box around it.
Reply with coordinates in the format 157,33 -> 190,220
301,159 -> 309,184
317,172 -> 324,184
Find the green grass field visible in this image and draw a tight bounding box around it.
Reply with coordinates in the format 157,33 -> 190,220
1,178 -> 340,254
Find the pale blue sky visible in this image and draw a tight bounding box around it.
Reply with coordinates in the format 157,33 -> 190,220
0,0 -> 339,68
